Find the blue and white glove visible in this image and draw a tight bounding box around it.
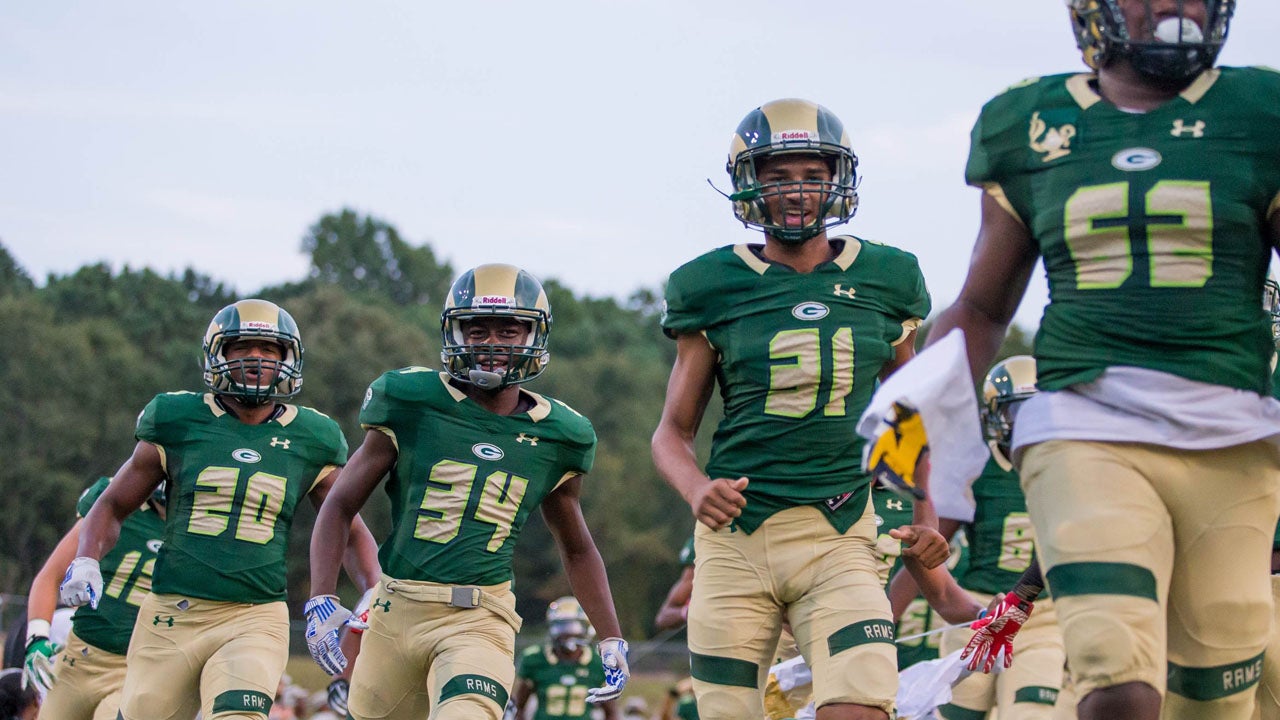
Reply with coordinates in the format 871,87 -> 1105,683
304,594 -> 354,675
60,557 -> 103,609
22,620 -> 58,700
327,678 -> 349,715
586,637 -> 630,704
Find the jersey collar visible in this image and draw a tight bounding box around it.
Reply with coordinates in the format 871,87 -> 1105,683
1066,68 -> 1221,110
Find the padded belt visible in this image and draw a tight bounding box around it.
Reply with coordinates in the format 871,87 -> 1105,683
382,578 -> 522,632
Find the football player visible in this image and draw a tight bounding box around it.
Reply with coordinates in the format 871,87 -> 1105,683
653,535 -> 695,632
924,2 -> 1280,718
929,356 -> 1067,720
1257,277 -> 1280,720
24,476 -> 165,719
652,97 -> 932,720
305,263 -> 628,720
59,298 -> 381,720
510,597 -> 618,720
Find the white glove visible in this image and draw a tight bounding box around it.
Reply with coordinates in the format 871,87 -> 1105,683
304,594 -> 354,675
586,637 -> 630,704
327,678 -> 349,715
60,557 -> 103,609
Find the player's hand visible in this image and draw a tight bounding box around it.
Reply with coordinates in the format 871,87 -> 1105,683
689,477 -> 748,530
961,591 -> 1033,673
327,678 -> 349,715
866,401 -> 929,500
586,637 -> 630,703
60,556 -> 103,609
891,525 -> 950,570
347,587 -> 375,635
22,635 -> 58,699
304,594 -> 355,675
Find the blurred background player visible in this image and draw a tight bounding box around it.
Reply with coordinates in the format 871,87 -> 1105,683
510,597 -> 617,720
60,298 -> 380,720
25,475 -> 165,719
0,668 -> 38,720
926,2 -> 1280,718
307,264 -> 629,720
653,97 -> 931,720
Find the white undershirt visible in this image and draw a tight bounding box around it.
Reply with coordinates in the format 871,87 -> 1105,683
1013,366 -> 1280,458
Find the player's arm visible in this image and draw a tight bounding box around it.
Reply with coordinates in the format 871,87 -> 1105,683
29,521 -> 81,629
898,556 -> 982,625
886,517 -> 963,619
309,468 -> 381,593
310,429 -> 396,597
652,332 -> 747,530
879,328 -> 918,380
926,189 -> 1040,381
599,697 -> 620,719
653,565 -> 695,631
507,677 -> 534,720
76,442 -> 164,561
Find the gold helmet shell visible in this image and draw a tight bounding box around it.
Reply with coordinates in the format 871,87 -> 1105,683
202,299 -> 304,405
440,264 -> 551,389
981,355 -> 1038,471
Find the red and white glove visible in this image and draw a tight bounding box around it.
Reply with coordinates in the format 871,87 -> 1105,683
961,591 -> 1033,673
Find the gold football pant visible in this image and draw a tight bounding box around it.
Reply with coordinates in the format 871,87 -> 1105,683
1021,439 -> 1280,720
36,629 -> 126,720
688,502 -> 898,719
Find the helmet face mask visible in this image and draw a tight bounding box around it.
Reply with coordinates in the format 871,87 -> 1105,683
202,299 -> 303,405
441,264 -> 551,390
726,98 -> 859,243
1067,0 -> 1235,84
981,355 -> 1038,471
1264,277 -> 1280,348
546,596 -> 593,652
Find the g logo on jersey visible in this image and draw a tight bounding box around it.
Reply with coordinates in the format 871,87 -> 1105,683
792,302 -> 830,321
232,448 -> 262,463
147,539 -> 163,553
472,443 -> 505,461
1111,148 -> 1162,172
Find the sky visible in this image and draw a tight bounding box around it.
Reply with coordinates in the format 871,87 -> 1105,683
3,2 -> 1278,330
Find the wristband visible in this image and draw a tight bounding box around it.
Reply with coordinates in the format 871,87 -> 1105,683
25,618 -> 52,646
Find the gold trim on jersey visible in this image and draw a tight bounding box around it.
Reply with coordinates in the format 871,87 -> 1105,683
552,471 -> 581,492
369,425 -> 400,451
307,465 -> 338,493
203,392 -> 227,417
438,372 -> 468,401
984,184 -> 1027,228
1179,69 -> 1220,104
152,442 -> 169,478
525,391 -> 552,422
542,644 -> 595,666
1065,74 -> 1103,110
829,235 -> 862,271
276,404 -> 298,426
733,244 -> 771,275
891,318 -> 924,347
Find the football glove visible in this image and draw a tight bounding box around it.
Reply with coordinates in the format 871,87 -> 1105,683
304,594 -> 354,675
961,591 -> 1034,673
60,556 -> 103,609
327,678 -> 349,715
866,401 -> 929,500
586,637 -> 630,704
22,634 -> 58,699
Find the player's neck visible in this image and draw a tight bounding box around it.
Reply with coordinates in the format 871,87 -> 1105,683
217,395 -> 282,425
554,646 -> 583,662
1096,61 -> 1191,112
458,381 -> 530,416
761,233 -> 835,274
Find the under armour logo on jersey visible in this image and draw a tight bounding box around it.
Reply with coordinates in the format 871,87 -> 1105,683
885,498 -> 904,511
153,615 -> 174,627
517,433 -> 539,446
833,284 -> 856,299
1171,119 -> 1205,138
373,598 -> 392,613
270,437 -> 291,449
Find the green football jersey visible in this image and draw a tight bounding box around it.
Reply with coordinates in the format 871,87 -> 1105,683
138,391 -> 348,603
516,644 -> 606,720
967,68 -> 1280,393
955,457 -> 1034,596
360,369 -> 596,585
662,238 -> 930,532
70,477 -> 165,655
869,487 -> 967,670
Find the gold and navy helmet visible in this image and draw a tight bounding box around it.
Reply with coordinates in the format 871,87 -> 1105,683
546,596 -> 593,651
981,355 -> 1038,471
441,264 -> 551,390
1067,0 -> 1234,82
726,98 -> 859,243
202,299 -> 303,405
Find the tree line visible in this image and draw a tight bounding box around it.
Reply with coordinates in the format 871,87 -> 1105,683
0,208 -> 1031,637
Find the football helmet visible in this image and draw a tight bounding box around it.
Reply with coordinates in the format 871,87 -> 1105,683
981,355 -> 1038,471
546,596 -> 593,652
1265,276 -> 1280,348
202,299 -> 303,405
441,264 -> 551,390
1067,0 -> 1235,83
725,98 -> 859,243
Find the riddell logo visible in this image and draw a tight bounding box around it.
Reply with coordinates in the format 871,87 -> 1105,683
773,130 -> 812,142
476,295 -> 514,306
242,321 -> 273,330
